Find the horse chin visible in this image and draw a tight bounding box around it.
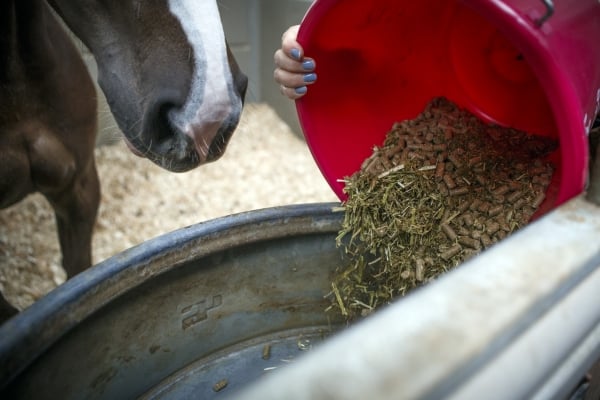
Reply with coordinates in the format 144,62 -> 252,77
148,135 -> 201,173
123,138 -> 145,158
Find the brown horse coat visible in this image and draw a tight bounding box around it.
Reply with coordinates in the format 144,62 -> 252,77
0,0 -> 100,320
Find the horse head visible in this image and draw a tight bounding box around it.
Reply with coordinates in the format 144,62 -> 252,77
48,0 -> 248,172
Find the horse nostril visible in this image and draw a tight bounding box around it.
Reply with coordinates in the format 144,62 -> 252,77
156,102 -> 180,142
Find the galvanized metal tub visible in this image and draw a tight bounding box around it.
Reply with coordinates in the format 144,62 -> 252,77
2,199 -> 599,400
0,203 -> 347,399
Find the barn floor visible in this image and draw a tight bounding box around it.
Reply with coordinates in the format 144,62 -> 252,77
0,103 -> 339,311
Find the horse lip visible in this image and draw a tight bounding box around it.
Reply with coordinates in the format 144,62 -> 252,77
177,103 -> 243,163
123,110 -> 200,172
183,119 -> 222,163
129,112 -> 239,173
127,83 -> 246,172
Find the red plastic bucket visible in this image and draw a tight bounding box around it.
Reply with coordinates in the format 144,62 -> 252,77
296,0 -> 600,214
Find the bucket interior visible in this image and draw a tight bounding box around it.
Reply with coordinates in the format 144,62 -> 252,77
297,0 -> 561,215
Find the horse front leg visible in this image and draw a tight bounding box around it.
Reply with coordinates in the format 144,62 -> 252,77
47,160 -> 100,277
0,292 -> 19,323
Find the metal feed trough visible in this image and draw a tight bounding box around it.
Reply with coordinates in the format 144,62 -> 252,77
0,198 -> 599,399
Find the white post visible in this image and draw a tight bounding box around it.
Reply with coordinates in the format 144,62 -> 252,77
232,196 -> 600,400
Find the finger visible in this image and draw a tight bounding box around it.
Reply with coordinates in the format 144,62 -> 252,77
279,84 -> 307,100
274,50 -> 316,75
273,49 -> 303,73
281,25 -> 302,59
274,67 -> 317,89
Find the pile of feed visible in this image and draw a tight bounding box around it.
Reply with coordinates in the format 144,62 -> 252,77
327,97 -> 558,320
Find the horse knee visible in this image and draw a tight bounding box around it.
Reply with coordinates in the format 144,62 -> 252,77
28,129 -> 77,193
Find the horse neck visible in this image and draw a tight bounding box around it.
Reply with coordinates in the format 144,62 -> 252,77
0,0 -> 60,80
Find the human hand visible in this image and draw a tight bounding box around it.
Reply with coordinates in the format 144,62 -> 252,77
273,25 -> 317,100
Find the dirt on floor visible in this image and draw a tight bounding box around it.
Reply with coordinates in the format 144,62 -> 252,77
0,103 -> 339,311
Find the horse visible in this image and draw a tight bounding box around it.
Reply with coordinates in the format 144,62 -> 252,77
0,0 -> 248,322
49,0 -> 249,172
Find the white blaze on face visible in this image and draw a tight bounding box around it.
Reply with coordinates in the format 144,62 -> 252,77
167,0 -> 241,159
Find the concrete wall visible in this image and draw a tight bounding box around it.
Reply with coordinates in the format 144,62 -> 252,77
219,0 -> 314,136
256,0 -> 314,136
65,1 -> 314,144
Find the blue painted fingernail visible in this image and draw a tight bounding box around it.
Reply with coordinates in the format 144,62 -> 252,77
303,73 -> 317,83
295,86 -> 307,95
290,48 -> 301,60
302,60 -> 315,70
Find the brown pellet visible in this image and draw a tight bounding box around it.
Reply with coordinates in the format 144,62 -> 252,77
509,181 -> 522,191
492,185 -> 510,196
462,213 -> 474,227
443,174 -> 457,189
468,155 -> 483,166
488,205 -> 504,217
407,143 -> 424,150
470,230 -> 482,240
444,128 -> 454,140
491,195 -> 505,205
470,199 -> 482,211
531,192 -> 546,209
473,218 -> 485,230
530,165 -> 549,175
381,157 -> 392,170
399,147 -> 410,162
415,259 -> 425,282
213,379 -> 229,392
457,200 -> 472,213
440,244 -> 462,260
408,151 -> 426,161
536,174 -> 552,186
447,153 -> 462,168
480,234 -> 493,248
458,236 -> 481,250
441,223 -> 458,241
435,162 -> 445,180
507,190 -> 524,203
486,222 -> 500,235
513,198 -> 527,210
437,182 -> 449,196
450,187 -> 470,196
478,202 -> 491,212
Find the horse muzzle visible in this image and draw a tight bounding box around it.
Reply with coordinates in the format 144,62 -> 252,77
130,72 -> 248,172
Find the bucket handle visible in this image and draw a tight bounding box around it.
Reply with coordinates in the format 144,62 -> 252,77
535,0 -> 554,27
